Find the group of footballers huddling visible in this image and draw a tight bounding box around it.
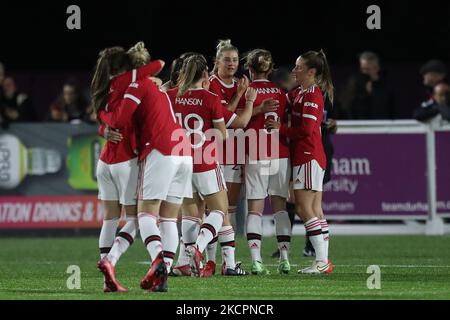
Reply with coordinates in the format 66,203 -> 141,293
92,39 -> 334,293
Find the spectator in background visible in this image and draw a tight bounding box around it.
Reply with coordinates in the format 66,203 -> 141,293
0,76 -> 35,122
420,59 -> 447,101
340,51 -> 395,119
414,82 -> 450,122
49,79 -> 87,122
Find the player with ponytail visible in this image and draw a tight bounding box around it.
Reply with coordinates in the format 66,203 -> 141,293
203,39 -> 248,274
266,50 -> 334,274
168,54 -> 255,276
94,42 -> 166,292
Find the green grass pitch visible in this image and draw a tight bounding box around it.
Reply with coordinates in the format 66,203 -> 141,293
1,235 -> 450,300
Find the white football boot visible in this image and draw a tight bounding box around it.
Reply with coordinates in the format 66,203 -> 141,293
298,260 -> 332,274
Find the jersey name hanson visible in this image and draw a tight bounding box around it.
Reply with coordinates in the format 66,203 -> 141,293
175,97 -> 204,106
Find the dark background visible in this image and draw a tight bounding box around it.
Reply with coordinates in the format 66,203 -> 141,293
0,0 -> 449,117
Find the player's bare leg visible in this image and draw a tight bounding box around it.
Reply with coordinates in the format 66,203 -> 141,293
271,195 -> 291,274
247,199 -> 269,275
294,190 -> 330,274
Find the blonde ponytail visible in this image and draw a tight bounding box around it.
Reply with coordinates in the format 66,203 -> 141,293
244,49 -> 273,74
127,41 -> 151,68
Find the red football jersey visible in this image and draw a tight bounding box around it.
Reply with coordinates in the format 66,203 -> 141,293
208,74 -> 238,106
98,61 -> 162,164
167,88 -> 228,173
240,79 -> 289,161
209,74 -> 247,165
100,78 -> 191,161
280,85 -> 326,169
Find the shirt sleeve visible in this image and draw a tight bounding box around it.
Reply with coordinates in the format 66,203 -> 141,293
98,124 -> 106,138
279,92 -> 322,140
136,60 -> 164,80
100,82 -> 146,129
220,105 -> 237,128
113,60 -> 163,89
209,80 -> 227,106
211,96 -> 225,124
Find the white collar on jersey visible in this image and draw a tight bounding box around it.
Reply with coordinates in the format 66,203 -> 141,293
188,88 -> 204,91
252,79 -> 270,82
211,74 -> 236,89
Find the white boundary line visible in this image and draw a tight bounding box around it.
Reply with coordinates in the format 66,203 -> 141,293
137,261 -> 450,268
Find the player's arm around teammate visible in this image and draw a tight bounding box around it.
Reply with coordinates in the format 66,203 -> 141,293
168,54 -> 249,276
266,50 -> 334,274
96,43 -> 194,292
92,43 -> 160,292
241,49 -> 291,275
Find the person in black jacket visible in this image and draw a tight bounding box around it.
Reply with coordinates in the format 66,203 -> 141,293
341,51 -> 396,119
420,60 -> 447,101
0,76 -> 35,124
414,82 -> 450,122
